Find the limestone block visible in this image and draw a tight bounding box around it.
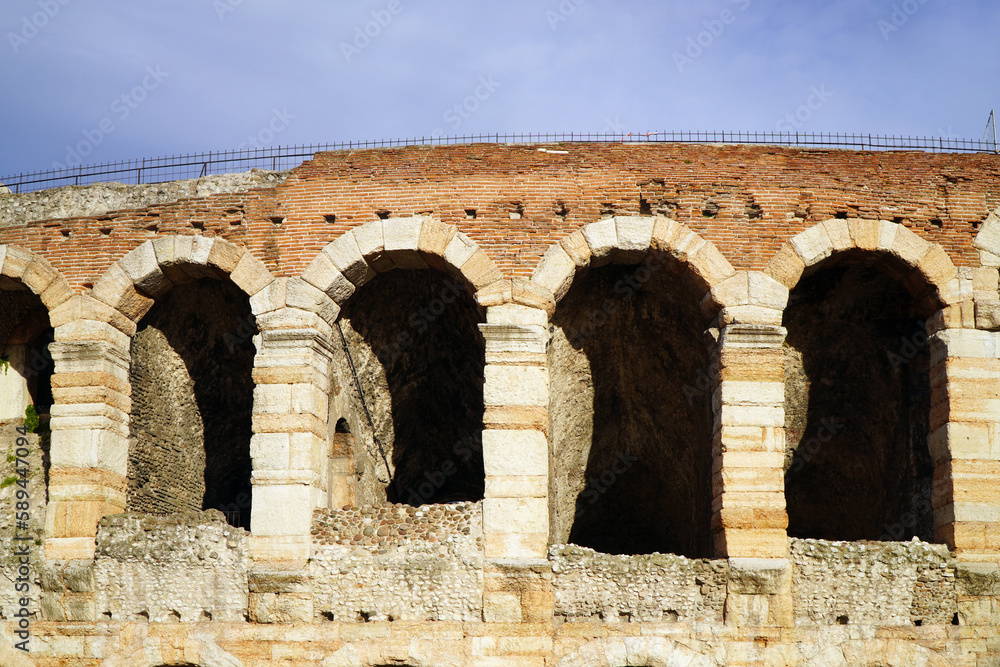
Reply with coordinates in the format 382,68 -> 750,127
49,294 -> 135,335
309,250 -> 357,305
22,257 -> 59,296
90,263 -> 133,309
253,383 -> 293,415
821,219 -> 852,253
230,251 -> 275,297
118,241 -> 171,297
981,249 -> 1000,268
876,219 -> 899,252
483,430 -> 548,477
483,497 -> 547,534
250,277 -> 288,315
934,328 -> 1000,360
764,244 -> 805,290
511,277 -> 557,315
559,230 -> 591,267
976,300 -> 1000,331
747,271 -> 789,309
789,223 -> 834,266
250,433 -> 290,470
711,273 -> 749,308
49,427 -> 127,474
207,237 -> 246,274
443,232 -> 479,271
460,249 -> 503,289
532,244 -> 576,301
848,218 -> 881,251
956,562 -> 1000,596
285,277 -> 339,325
0,245 -> 32,278
289,432 -> 326,471
889,224 -> 933,267
352,219 -> 385,258
724,592 -> 792,627
974,211 -> 1000,255
582,219 -> 618,267
716,381 -> 784,407
486,304 -> 548,327
418,219 -> 458,268
612,216 -> 654,263
484,365 -> 548,407
727,558 -> 791,594
689,240 -> 736,288
974,267 -> 999,292
821,219 -> 854,252
40,277 -> 74,310
475,278 -> 512,308
251,480 -> 314,536
917,245 -> 958,292
383,217 -> 428,269
719,405 -> 785,428
326,231 -> 376,287
485,476 -> 548,498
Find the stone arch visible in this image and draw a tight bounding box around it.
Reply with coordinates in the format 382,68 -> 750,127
101,635 -> 243,667
530,216 -> 735,309
91,236 -> 277,325
555,637 -> 720,667
0,244 -> 74,310
802,639 -> 952,667
535,217 -> 735,557
301,217 -> 499,507
768,220 -> 957,543
972,204 -> 1000,266
764,219 -> 959,311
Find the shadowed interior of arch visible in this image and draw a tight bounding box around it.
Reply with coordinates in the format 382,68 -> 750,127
783,251 -> 936,542
126,277 -> 256,529
548,250 -> 714,558
334,268 -> 486,506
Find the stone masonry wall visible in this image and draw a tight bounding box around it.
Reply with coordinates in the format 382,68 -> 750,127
550,544 -> 728,622
791,537 -> 957,626
92,511 -> 250,623
310,501 -> 483,622
0,425 -> 45,621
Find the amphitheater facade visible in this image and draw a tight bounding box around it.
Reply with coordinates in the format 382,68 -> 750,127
0,143 -> 999,665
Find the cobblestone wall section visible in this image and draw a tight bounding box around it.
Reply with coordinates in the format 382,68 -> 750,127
310,502 -> 483,622
549,544 -> 728,622
791,538 -> 957,626
93,511 -> 249,623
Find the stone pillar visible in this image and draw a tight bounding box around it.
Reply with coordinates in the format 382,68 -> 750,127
930,328 -> 1000,564
250,315 -> 335,563
480,304 -> 553,622
712,324 -> 788,560
45,317 -> 132,560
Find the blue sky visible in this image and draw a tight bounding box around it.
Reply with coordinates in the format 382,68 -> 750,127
1,0 -> 998,178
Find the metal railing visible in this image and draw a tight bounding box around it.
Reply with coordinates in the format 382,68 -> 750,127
2,131 -> 998,195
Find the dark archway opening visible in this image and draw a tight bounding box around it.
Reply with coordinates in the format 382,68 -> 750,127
127,278 -> 256,529
783,254 -> 935,542
336,269 -> 485,506
549,253 -> 714,557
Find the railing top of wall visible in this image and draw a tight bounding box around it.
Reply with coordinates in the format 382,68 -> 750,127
2,131 -> 998,195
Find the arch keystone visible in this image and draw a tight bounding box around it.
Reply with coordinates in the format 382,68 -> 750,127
582,218 -> 618,266
789,223 -> 834,266
822,219 -> 853,252
118,241 -> 170,297
382,215 -> 428,269
612,215 -> 655,263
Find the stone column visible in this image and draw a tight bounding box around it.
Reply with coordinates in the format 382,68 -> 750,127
930,328 -> 1000,564
712,324 -> 789,559
250,314 -> 335,564
480,304 -> 553,622
45,314 -> 132,560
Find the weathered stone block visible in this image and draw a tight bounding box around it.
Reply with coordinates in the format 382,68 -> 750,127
531,244 -> 576,301
582,219 -> 617,266
483,430 -> 548,477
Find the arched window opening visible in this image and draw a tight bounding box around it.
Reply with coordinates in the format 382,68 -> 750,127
127,278 -> 256,529
0,279 -> 54,424
783,254 -> 935,542
549,253 -> 714,558
334,269 -> 485,507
